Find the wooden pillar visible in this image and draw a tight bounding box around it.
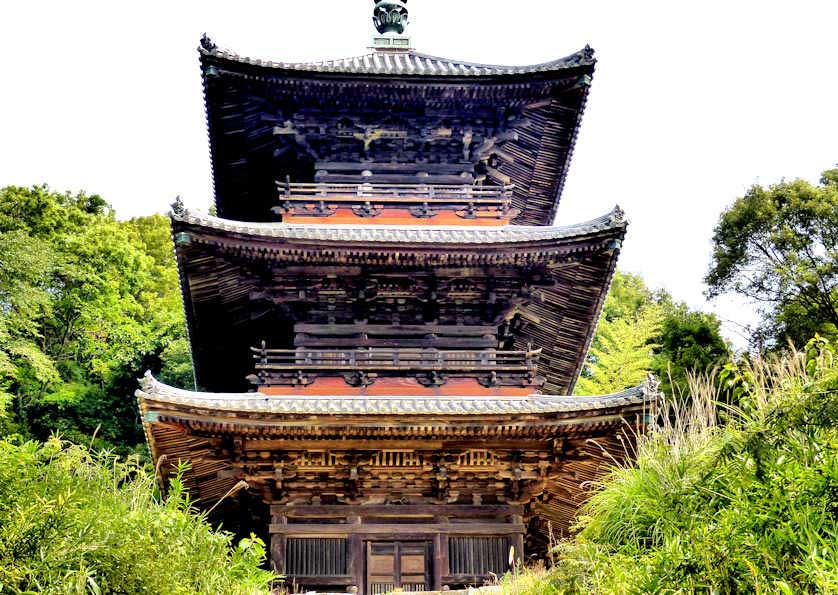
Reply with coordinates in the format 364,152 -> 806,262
433,533 -> 448,590
347,516 -> 364,595
511,515 -> 525,570
270,513 -> 287,574
270,534 -> 286,574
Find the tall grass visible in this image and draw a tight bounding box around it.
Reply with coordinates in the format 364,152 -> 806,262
0,437 -> 276,594
503,342 -> 838,594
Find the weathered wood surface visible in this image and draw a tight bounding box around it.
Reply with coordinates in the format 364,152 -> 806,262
171,215 -> 623,394
200,46 -> 594,224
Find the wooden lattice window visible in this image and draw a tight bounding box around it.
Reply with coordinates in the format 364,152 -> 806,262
286,537 -> 349,576
448,537 -> 508,576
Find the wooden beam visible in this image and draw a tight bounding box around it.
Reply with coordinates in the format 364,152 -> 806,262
284,576 -> 353,586
246,439 -> 549,452
245,439 -> 445,451
434,533 -> 447,590
294,323 -> 497,336
270,504 -> 522,517
268,522 -> 526,535
270,534 -> 285,574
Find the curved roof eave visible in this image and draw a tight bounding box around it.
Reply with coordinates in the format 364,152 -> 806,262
170,206 -> 627,246
137,371 -> 659,417
198,37 -> 596,79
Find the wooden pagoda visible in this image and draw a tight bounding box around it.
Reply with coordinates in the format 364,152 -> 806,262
137,3 -> 658,592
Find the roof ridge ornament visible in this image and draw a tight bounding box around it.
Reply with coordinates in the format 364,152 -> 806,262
139,370 -> 156,392
371,0 -> 412,50
200,33 -> 217,52
170,195 -> 185,216
643,373 -> 662,398
610,204 -> 626,224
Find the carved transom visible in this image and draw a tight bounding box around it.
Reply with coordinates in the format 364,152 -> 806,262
369,450 -> 424,467
296,451 -> 340,468
456,449 -> 497,468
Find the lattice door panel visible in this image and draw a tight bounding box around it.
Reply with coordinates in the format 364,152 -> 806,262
367,541 -> 430,595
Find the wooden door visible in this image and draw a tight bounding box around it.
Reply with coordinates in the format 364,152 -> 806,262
366,541 -> 430,594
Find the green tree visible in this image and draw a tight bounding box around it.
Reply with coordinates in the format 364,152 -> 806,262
0,438 -> 275,593
577,272 -> 730,396
0,186 -> 191,450
0,230 -> 58,427
575,301 -> 663,395
652,305 -> 730,396
706,168 -> 838,348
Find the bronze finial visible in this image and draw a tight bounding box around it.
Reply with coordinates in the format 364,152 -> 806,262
372,0 -> 409,35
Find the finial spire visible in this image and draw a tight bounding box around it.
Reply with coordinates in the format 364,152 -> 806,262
371,0 -> 411,50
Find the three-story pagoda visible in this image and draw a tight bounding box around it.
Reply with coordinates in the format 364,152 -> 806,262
137,3 -> 658,592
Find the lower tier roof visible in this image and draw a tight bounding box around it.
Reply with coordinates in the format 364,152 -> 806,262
137,373 -> 661,536
138,371 -> 653,418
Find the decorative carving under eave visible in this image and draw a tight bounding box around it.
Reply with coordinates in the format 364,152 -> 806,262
351,202 -> 382,218
345,455 -> 361,501
416,371 -> 447,387
344,370 -> 375,387
433,464 -> 449,502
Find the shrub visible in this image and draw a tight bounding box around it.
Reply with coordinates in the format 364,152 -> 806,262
0,437 -> 276,594
503,340 -> 838,594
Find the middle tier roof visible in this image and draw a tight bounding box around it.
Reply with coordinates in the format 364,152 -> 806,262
171,207 -> 626,396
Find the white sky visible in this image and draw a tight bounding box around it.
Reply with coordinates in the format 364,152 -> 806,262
1,1 -> 837,349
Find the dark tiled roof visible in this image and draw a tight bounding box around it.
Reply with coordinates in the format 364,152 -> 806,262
200,40 -> 595,77
170,208 -> 625,394
199,36 -> 596,225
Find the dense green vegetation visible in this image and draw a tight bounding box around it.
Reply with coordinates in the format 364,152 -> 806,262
504,339 -> 838,594
0,437 -> 274,594
0,185 -> 189,453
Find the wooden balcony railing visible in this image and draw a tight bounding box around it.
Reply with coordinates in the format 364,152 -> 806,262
248,345 -> 542,388
272,182 -> 517,220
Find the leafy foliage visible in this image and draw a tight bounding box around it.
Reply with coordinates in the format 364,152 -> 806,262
706,168 -> 838,348
577,272 -> 730,397
575,302 -> 663,395
0,437 -> 275,594
0,185 -> 190,451
504,342 -> 838,593
654,304 -> 730,397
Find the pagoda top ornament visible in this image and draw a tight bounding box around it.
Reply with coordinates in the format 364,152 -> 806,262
371,0 -> 411,50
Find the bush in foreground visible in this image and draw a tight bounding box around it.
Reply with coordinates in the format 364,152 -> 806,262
503,340 -> 838,594
0,437 -> 275,594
